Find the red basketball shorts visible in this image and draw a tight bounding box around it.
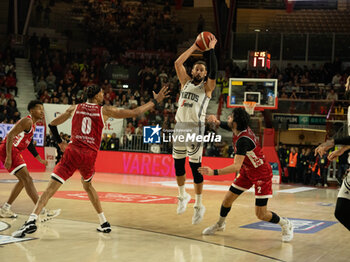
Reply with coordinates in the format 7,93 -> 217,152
232,163 -> 273,198
0,144 -> 26,175
51,144 -> 98,184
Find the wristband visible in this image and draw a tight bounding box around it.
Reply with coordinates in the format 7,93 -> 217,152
151,99 -> 159,108
48,124 -> 63,144
214,169 -> 219,176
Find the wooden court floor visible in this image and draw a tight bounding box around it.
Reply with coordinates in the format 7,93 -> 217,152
0,171 -> 349,262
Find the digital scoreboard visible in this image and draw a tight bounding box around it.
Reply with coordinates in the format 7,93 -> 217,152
248,51 -> 271,70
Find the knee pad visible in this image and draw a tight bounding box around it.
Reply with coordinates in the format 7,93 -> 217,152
174,158 -> 186,176
189,162 -> 203,184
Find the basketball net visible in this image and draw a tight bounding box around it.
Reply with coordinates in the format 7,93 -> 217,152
243,101 -> 256,115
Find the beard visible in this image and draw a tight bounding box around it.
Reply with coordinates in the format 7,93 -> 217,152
192,75 -> 204,85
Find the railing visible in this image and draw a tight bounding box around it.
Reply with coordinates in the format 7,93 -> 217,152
119,134 -> 172,154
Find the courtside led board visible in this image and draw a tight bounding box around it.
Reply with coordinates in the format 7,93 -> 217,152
227,78 -> 278,110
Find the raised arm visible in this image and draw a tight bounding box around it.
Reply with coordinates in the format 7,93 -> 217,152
174,44 -> 198,88
203,35 -> 218,96
49,105 -> 76,126
5,117 -> 32,169
103,85 -> 170,120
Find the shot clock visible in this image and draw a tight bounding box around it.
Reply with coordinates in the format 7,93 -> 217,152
248,51 -> 271,70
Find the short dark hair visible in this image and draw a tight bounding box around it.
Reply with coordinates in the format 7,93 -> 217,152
27,100 -> 43,111
193,60 -> 207,69
87,85 -> 101,99
232,107 -> 250,131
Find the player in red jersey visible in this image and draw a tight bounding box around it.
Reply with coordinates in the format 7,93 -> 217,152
13,85 -> 169,238
198,108 -> 294,242
0,100 -> 60,220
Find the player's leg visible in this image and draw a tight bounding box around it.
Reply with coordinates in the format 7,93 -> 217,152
202,187 -> 243,235
81,177 -> 111,233
189,155 -> 205,224
13,167 -> 39,204
12,178 -> 62,238
334,174 -> 350,230
0,177 -> 23,218
254,173 -> 293,242
173,146 -> 191,214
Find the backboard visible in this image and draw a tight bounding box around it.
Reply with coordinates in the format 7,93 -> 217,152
227,78 -> 278,110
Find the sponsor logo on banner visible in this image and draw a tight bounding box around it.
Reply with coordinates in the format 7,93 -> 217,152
0,124 -> 45,146
240,218 -> 337,234
52,191 -> 195,204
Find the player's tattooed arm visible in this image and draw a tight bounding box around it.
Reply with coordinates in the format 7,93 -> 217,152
50,105 -> 76,126
103,86 -> 170,119
328,145 -> 350,161
198,154 -> 245,176
174,44 -> 198,88
4,117 -> 32,169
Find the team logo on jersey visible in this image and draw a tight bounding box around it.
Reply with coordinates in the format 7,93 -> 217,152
143,125 -> 161,144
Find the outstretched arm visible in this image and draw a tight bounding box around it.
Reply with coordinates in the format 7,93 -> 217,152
174,44 -> 198,88
198,154 -> 245,176
5,117 -> 32,169
103,85 -> 170,119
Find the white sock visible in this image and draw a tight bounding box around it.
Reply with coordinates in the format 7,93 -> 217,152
218,216 -> 226,226
98,212 -> 107,224
40,208 -> 46,214
194,194 -> 202,207
3,203 -> 11,211
178,185 -> 186,197
278,217 -> 288,226
28,213 -> 38,222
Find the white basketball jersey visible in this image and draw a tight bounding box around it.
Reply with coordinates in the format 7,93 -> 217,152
175,80 -> 210,124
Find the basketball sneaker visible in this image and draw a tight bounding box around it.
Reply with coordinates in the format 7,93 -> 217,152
12,220 -> 37,238
202,222 -> 226,235
40,208 -> 61,222
192,205 -> 206,225
0,206 -> 17,218
281,218 -> 294,242
97,221 -> 111,233
177,193 -> 191,214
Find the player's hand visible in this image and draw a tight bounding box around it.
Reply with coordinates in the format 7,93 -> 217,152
58,141 -> 68,152
206,115 -> 220,125
208,35 -> 217,49
328,149 -> 344,161
198,166 -> 214,176
315,140 -> 334,156
153,85 -> 170,103
40,159 -> 48,166
4,157 -> 11,169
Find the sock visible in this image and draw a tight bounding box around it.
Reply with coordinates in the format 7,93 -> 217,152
28,213 -> 38,222
3,203 -> 11,211
194,194 -> 202,207
218,205 -> 231,226
218,216 -> 226,226
178,185 -> 186,197
40,208 -> 46,214
278,217 -> 288,226
98,212 -> 107,224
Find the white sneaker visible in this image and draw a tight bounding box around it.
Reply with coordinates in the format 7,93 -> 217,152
281,219 -> 294,242
192,205 -> 206,225
202,222 -> 226,235
177,193 -> 191,214
0,206 -> 17,218
40,208 -> 61,222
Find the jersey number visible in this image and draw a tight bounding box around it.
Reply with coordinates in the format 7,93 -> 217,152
81,117 -> 92,134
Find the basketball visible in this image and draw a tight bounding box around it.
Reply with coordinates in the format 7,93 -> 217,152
195,31 -> 215,51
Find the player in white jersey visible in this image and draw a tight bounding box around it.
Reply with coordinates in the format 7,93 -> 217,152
315,88 -> 350,231
173,35 -> 217,224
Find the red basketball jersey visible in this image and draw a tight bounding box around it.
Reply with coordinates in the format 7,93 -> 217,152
71,102 -> 104,152
2,115 -> 35,152
232,127 -> 266,169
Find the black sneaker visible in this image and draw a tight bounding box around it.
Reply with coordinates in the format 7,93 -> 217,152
12,220 -> 37,238
97,222 -> 111,233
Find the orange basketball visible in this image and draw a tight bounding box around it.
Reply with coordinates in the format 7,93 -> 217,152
195,31 -> 215,51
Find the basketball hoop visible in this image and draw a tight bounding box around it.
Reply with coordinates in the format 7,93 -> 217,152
243,101 -> 256,115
